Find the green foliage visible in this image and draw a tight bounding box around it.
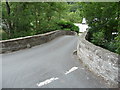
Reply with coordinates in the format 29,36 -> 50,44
81,2 -> 120,54
0,30 -> 9,40
56,20 -> 79,33
91,31 -> 105,46
10,30 -> 34,39
2,2 -> 81,40
114,32 -> 120,54
63,3 -> 83,23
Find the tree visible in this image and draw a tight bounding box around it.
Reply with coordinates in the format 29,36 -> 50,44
80,2 -> 119,54
2,2 -> 78,39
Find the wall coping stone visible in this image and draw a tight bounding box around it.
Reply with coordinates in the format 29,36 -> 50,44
80,30 -> 119,57
77,30 -> 120,87
0,30 -> 77,54
0,30 -> 62,43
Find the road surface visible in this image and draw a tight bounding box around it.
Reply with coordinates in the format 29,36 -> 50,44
2,35 -> 107,88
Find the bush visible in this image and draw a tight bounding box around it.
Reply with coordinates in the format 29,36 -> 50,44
56,20 -> 79,33
0,30 -> 9,40
114,35 -> 120,54
10,30 -> 34,39
90,30 -> 120,54
91,31 -> 105,47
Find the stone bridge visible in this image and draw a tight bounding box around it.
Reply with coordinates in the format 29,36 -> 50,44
0,30 -> 119,88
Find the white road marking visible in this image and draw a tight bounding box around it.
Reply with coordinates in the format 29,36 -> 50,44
37,77 -> 59,87
37,67 -> 78,87
65,67 -> 78,75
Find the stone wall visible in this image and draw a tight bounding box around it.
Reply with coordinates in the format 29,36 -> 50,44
77,31 -> 119,87
0,30 -> 76,54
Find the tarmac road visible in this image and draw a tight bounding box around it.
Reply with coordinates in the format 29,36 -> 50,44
2,35 -> 107,88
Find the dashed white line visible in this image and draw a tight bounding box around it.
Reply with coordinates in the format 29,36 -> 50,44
65,67 -> 78,75
37,66 -> 78,87
37,77 -> 59,87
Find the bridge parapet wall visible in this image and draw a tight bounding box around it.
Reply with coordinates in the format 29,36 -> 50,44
0,30 -> 76,54
77,31 -> 119,87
